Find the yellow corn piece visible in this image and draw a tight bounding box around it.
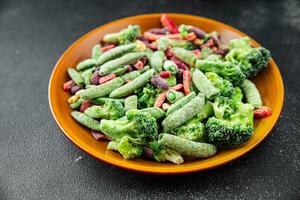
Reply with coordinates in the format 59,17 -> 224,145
68,94 -> 80,104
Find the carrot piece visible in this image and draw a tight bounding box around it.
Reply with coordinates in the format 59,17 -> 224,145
254,106 -> 272,118
154,92 -> 167,108
144,31 -> 181,41
183,70 -> 191,95
185,32 -> 197,41
99,74 -> 116,84
63,80 -> 76,91
160,14 -> 179,34
170,84 -> 183,91
101,44 -> 115,52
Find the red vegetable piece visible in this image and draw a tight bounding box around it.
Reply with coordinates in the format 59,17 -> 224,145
159,71 -> 172,78
99,74 -> 116,84
144,31 -> 181,41
192,49 -> 201,58
101,44 -> 115,52
160,14 -> 179,34
185,32 -> 197,41
91,69 -> 100,85
183,70 -> 191,95
170,84 -> 183,91
170,56 -> 188,70
63,80 -> 76,91
80,100 -> 91,113
154,92 -> 167,108
133,60 -> 144,70
254,106 -> 272,118
165,48 -> 175,59
91,131 -> 112,141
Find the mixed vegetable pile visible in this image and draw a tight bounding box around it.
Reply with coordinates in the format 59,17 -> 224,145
63,14 -> 272,164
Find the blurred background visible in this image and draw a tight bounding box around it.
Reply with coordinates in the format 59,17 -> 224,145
0,0 -> 299,199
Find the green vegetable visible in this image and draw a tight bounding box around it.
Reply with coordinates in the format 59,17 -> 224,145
91,44 -> 102,60
76,59 -> 97,71
241,79 -> 263,108
69,98 -> 84,109
149,141 -> 184,164
194,101 -> 214,122
96,43 -> 136,66
166,76 -> 177,87
200,47 -> 213,59
178,24 -> 189,37
99,52 -> 145,75
71,111 -> 101,131
89,97 -> 125,105
162,94 -> 205,131
168,39 -> 195,50
79,77 -> 124,99
67,68 -> 84,86
124,95 -> 138,111
166,92 -> 196,115
192,69 -> 219,99
103,25 -> 141,44
140,107 -> 165,119
166,90 -> 184,103
84,100 -> 125,120
172,47 -> 197,67
225,37 -> 271,78
137,84 -> 160,109
169,117 -> 206,142
163,60 -> 178,74
138,65 -> 150,74
206,88 -> 254,148
157,37 -> 169,52
81,69 -> 93,86
150,51 -> 165,72
206,72 -> 234,97
114,136 -> 143,159
111,65 -> 130,76
109,69 -> 155,98
121,71 -> 140,82
196,59 -> 246,86
158,134 -> 217,158
100,109 -> 158,141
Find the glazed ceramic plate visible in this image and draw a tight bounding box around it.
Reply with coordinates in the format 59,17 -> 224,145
48,13 -> 284,174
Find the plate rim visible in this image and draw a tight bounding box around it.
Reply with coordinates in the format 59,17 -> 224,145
48,13 -> 284,174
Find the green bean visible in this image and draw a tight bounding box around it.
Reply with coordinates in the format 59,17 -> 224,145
168,39 -> 194,49
84,106 -> 103,119
111,65 -> 130,76
163,60 -> 178,74
150,51 -> 165,72
89,97 -> 125,105
241,79 -> 263,108
76,58 -> 97,71
157,37 -> 169,51
172,47 -> 197,67
81,69 -> 93,86
141,107 -> 165,119
69,98 -> 84,109
166,92 -> 196,115
138,65 -> 150,74
99,52 -> 145,76
67,68 -> 84,86
86,85 -> 96,89
110,69 -> 155,98
91,44 -> 102,60
96,43 -> 136,66
79,77 -> 124,99
159,134 -> 217,158
166,90 -> 184,103
124,95 -> 137,111
192,69 -> 219,99
162,94 -> 205,131
120,71 -> 140,82
145,48 -> 153,61
71,111 -> 101,131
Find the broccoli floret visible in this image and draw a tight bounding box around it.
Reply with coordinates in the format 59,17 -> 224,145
225,37 -> 271,78
149,141 -> 184,164
206,90 -> 254,148
169,117 -> 206,142
116,136 -> 143,159
137,84 -> 161,109
206,72 -> 234,97
196,59 -> 246,86
100,109 -> 158,141
103,25 -> 141,44
84,100 -> 125,120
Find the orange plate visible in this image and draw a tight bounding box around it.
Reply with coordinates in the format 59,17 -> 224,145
48,13 -> 284,174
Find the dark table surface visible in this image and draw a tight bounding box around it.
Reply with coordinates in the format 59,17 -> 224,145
1,0 -> 300,199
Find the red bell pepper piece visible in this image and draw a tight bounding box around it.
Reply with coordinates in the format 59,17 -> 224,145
99,74 -> 116,84
159,71 -> 172,78
63,80 -> 76,91
133,60 -> 144,70
192,49 -> 201,58
183,70 -> 191,95
160,14 -> 179,34
101,44 -> 115,52
254,106 -> 272,118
